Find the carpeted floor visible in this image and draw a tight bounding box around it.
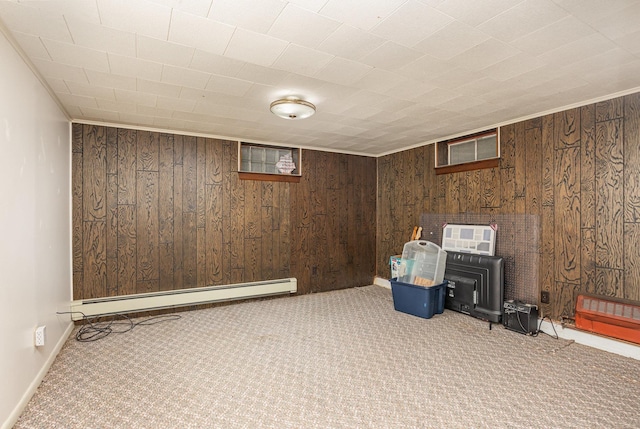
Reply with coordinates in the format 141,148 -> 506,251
15,286 -> 640,428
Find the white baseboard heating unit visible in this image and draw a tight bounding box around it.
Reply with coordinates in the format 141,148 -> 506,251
69,278 -> 297,321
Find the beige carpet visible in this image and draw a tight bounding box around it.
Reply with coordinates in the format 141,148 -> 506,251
15,286 -> 640,428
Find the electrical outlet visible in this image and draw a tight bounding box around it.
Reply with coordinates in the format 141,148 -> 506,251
541,291 -> 550,304
35,325 -> 46,347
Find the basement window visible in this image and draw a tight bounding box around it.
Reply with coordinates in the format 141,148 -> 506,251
238,142 -> 301,182
435,129 -> 499,175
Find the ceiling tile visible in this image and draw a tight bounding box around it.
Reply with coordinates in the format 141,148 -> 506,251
560,48 -> 639,77
188,50 -> 245,76
436,94 -> 489,111
477,0 -> 568,43
33,0 -> 101,24
353,68 -> 407,94
277,73 -> 326,92
108,53 -> 164,81
173,110 -> 221,123
319,0 -> 407,31
208,0 -> 286,34
45,77 -> 70,94
419,87 -> 461,106
526,74 -> 590,98
613,29 -> 640,55
341,105 -> 384,120
0,1 -> 72,42
155,95 -> 197,112
205,75 -> 254,96
590,2 -> 640,40
510,15 -> 595,56
268,3 -> 341,48
396,54 -> 449,81
312,81 -> 358,101
344,90 -> 390,106
11,31 -> 51,60
65,16 -> 136,57
136,35 -> 195,68
168,9 -> 235,56
243,83 -> 282,105
81,107 -> 121,122
286,0 -> 330,13
153,116 -> 188,130
137,78 -> 183,98
372,0 -> 453,47
223,28 -> 289,67
374,97 -> 416,112
236,63 -> 286,86
434,0 -> 522,27
57,92 -> 99,109
383,79 -> 434,101
271,44 -> 334,77
31,58 -> 88,83
413,21 -> 490,60
146,0 -> 214,17
118,112 -> 156,127
550,0 -> 638,26
480,53 -> 545,82
314,56 -> 372,86
161,64 -> 211,90
317,24 -> 385,61
537,32 -> 618,67
97,0 -> 172,40
448,37 -> 520,71
360,41 -> 423,70
137,104 -> 173,118
184,90 -> 237,108
580,60 -> 640,90
425,67 -> 483,90
85,69 -> 136,91
41,38 -> 110,72
66,80 -> 116,101
114,89 -> 158,107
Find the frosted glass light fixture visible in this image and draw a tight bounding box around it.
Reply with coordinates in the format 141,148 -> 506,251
270,97 -> 316,120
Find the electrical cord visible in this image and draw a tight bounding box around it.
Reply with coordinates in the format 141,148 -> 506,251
57,311 -> 181,342
532,315 -> 559,339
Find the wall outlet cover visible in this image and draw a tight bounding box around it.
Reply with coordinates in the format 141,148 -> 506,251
541,291 -> 550,304
35,325 -> 46,347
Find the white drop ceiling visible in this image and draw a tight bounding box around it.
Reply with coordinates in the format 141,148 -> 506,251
2,0 -> 640,156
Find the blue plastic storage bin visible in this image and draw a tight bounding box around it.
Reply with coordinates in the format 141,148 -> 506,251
390,278 -> 447,319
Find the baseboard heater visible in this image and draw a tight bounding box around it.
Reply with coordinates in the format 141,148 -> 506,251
69,278 -> 297,321
575,294 -> 640,345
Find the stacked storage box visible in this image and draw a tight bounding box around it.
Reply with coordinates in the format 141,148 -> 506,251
391,240 -> 447,319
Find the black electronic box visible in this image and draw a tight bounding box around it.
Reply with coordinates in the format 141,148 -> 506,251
503,300 -> 538,335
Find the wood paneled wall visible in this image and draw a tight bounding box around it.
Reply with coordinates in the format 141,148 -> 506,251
72,124 -> 376,300
377,92 -> 640,319
291,151 -> 377,294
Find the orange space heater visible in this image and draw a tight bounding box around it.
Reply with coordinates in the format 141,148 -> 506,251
575,294 -> 640,345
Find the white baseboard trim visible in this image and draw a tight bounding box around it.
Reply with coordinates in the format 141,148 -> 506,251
3,322 -> 74,429
373,276 -> 391,289
538,319 -> 640,361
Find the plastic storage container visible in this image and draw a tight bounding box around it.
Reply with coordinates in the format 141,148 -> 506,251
397,240 -> 447,286
390,278 -> 447,319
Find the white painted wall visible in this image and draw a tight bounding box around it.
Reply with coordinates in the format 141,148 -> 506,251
0,29 -> 73,428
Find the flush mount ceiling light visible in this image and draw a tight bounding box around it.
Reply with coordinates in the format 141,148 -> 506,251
270,97 -> 316,120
